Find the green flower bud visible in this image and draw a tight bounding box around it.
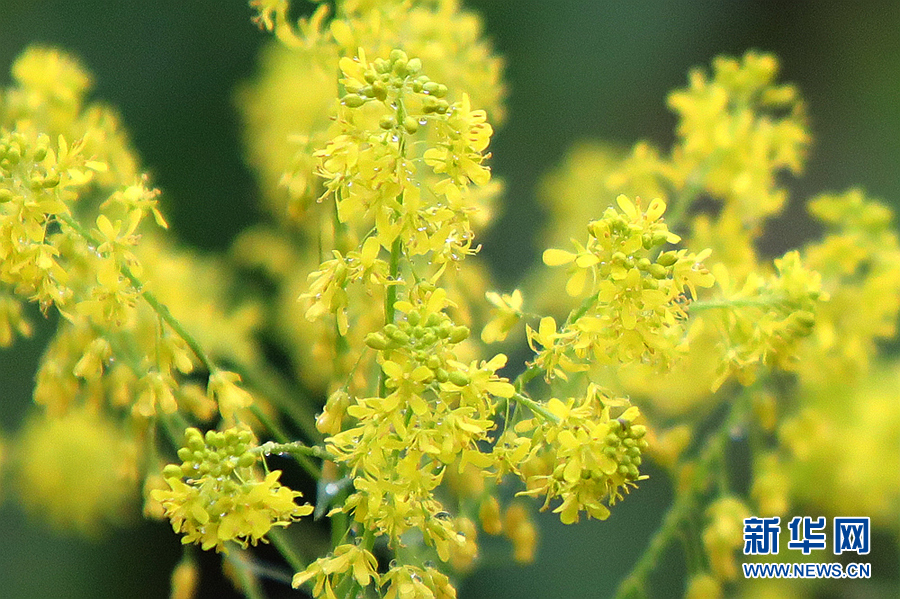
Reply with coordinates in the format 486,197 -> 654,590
449,326 -> 470,344
343,94 -> 365,108
651,232 -> 670,246
403,116 -> 419,134
649,264 -> 668,279
163,464 -> 183,479
6,145 -> 21,164
365,332 -> 390,350
656,252 -> 678,267
406,58 -> 422,74
387,328 -> 409,344
186,428 -> 204,449
392,57 -> 408,77
372,82 -> 388,101
448,371 -> 470,386
206,430 -> 224,448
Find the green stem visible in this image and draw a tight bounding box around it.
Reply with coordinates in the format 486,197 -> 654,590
257,440 -> 334,462
513,363 -> 542,393
238,361 -> 322,444
267,528 -> 307,573
689,297 -> 780,312
251,406 -> 321,478
613,394 -> 750,598
58,212 -> 217,374
226,551 -> 268,599
510,392 -> 560,424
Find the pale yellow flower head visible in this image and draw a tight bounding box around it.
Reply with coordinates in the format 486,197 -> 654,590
14,407 -> 137,535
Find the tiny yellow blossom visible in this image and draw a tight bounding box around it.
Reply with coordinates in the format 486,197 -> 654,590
207,370 -> 254,421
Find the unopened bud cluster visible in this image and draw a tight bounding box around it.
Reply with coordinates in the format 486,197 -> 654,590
342,49 -> 451,133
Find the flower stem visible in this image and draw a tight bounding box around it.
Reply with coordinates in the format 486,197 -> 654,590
58,212 -> 217,375
689,297 -> 781,312
257,440 -> 334,462
614,393 -> 750,598
511,392 -> 560,424
268,528 -> 307,573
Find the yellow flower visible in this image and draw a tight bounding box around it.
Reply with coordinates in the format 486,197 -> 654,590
207,370 -> 254,421
481,289 -> 523,343
293,543 -> 380,596
702,497 -> 750,581
504,502 -> 538,563
667,51 -> 809,226
540,195 -> 713,371
153,427 -> 313,552
14,407 -> 137,535
11,46 -> 92,108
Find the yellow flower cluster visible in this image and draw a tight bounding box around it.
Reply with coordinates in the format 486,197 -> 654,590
241,0 -> 504,221
292,542 -> 457,599
797,189 -> 900,388
324,287 -> 514,559
234,0 -> 505,410
495,385 -> 647,524
315,48 -> 492,265
0,49 -> 165,323
152,427 -> 312,552
533,194 -> 714,375
6,3 -> 898,597
702,496 -> 751,581
292,542 -> 379,598
702,251 -> 825,388
667,51 -> 809,226
14,407 -> 137,535
523,49 -> 898,598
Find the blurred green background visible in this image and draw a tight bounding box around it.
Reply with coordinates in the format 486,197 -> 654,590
1,1 -> 898,597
